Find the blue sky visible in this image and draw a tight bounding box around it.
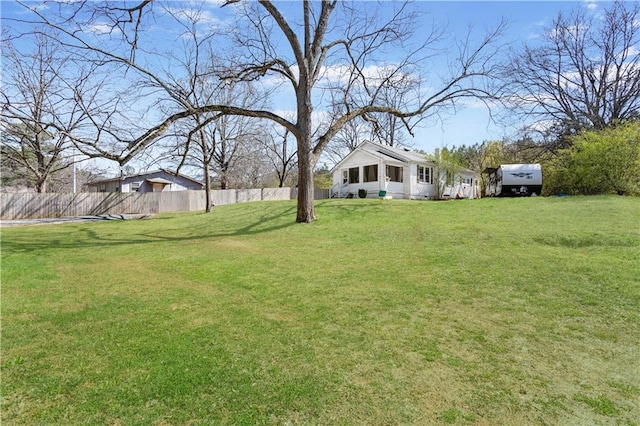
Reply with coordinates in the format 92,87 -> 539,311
2,0 -> 609,166
406,0 -> 603,153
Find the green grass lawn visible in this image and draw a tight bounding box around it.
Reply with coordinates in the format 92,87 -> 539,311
2,196 -> 639,425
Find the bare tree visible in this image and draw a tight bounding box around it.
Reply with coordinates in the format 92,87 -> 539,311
5,1 -> 205,168
14,1 -> 506,222
324,114 -> 367,164
218,1 -> 505,221
0,30 -> 106,192
228,143 -> 274,189
503,0 -> 640,139
346,67 -> 420,147
165,79 -> 264,211
260,124 -> 298,188
152,2 -> 247,201
206,1 -> 505,221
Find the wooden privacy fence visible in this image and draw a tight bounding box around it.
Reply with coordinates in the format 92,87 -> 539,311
0,187 -> 305,220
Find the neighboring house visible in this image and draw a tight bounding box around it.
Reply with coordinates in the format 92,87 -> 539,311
87,170 -> 203,193
330,141 -> 480,200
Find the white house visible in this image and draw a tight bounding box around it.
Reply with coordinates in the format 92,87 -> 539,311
330,141 -> 480,200
87,170 -> 203,193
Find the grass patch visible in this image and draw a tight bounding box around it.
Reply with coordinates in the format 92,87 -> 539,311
574,394 -> 620,416
2,196 -> 639,424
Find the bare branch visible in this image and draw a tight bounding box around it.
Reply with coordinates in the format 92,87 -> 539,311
503,0 -> 640,135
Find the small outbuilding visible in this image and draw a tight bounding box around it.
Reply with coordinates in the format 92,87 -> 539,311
87,170 -> 203,193
330,141 -> 480,200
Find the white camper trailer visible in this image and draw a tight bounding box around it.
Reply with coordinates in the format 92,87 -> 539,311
483,164 -> 542,197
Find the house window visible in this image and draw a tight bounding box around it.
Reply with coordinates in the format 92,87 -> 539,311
386,165 -> 403,182
417,165 -> 432,184
98,184 -> 106,193
348,167 -> 359,184
363,164 -> 378,182
342,170 -> 348,185
131,182 -> 141,192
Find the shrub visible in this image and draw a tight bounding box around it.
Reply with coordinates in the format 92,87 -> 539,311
544,122 -> 640,196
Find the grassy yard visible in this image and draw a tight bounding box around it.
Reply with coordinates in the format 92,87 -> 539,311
1,196 -> 639,425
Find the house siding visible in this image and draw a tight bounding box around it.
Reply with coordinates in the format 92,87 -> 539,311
331,141 -> 481,200
89,171 -> 202,193
332,150 -> 387,197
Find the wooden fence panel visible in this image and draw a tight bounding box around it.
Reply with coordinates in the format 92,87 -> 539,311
262,187 -> 292,201
236,189 -> 262,203
0,187 -> 315,220
289,188 -> 329,200
209,190 -> 236,206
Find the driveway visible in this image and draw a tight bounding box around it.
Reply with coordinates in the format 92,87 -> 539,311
0,214 -> 153,227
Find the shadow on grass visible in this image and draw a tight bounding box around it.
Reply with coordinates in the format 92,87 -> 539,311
534,233 -> 639,248
315,199 -> 387,216
2,205 -> 297,254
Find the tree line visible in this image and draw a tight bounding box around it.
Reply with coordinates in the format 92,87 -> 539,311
441,0 -> 640,196
440,121 -> 640,197
1,1 -> 638,221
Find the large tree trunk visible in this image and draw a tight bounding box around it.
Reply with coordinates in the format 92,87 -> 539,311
296,143 -> 315,223
295,84 -> 316,223
36,177 -> 47,193
36,150 -> 47,193
204,161 -> 212,213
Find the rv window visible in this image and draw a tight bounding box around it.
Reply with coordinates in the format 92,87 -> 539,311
363,164 -> 378,182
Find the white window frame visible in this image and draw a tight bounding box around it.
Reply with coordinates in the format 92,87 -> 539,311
417,165 -> 432,184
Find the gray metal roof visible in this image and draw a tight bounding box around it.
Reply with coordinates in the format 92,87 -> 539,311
88,170 -> 202,186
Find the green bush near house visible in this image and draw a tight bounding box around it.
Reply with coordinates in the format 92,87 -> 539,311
544,122 -> 640,196
2,196 -> 639,425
